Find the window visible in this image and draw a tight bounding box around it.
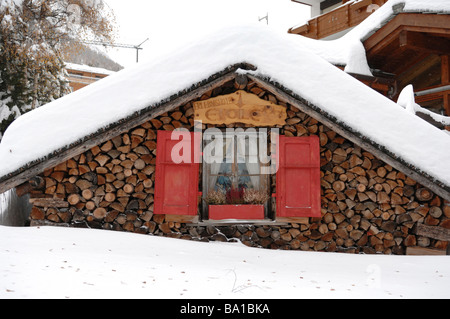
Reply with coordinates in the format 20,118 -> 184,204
202,129 -> 270,220
154,129 -> 321,222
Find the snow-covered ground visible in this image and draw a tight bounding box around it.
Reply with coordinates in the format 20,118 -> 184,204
0,225 -> 449,299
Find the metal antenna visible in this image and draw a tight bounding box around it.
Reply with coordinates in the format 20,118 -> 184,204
80,38 -> 150,63
134,38 -> 149,63
258,13 -> 269,25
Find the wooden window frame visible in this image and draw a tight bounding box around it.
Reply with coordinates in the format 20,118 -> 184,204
201,129 -> 271,221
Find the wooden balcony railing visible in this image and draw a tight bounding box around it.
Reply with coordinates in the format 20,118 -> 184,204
415,84 -> 450,117
288,0 -> 388,39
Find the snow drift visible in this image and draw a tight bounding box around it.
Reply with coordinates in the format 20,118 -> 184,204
0,226 -> 449,299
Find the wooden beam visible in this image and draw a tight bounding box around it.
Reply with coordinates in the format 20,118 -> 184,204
391,52 -> 430,80
415,224 -> 450,242
415,85 -> 450,104
399,32 -> 450,55
365,26 -> 404,59
406,246 -> 447,256
442,56 -> 450,117
29,198 -> 69,208
369,31 -> 428,74
443,55 -> 450,85
396,54 -> 441,90
444,93 -> 450,118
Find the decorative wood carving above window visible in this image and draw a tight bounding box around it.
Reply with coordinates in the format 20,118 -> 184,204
193,90 -> 287,126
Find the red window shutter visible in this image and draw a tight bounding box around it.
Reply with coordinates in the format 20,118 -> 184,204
154,130 -> 200,215
276,135 -> 321,218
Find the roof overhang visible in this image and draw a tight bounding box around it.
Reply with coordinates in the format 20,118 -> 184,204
364,13 -> 450,74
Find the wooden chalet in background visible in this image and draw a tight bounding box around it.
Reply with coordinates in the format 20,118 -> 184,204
289,0 -> 450,128
65,63 -> 115,92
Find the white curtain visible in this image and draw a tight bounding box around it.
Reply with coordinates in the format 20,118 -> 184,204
205,133 -> 233,191
205,131 -> 262,191
236,133 -> 260,189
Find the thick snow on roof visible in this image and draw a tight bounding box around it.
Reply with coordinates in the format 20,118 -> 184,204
0,25 -> 449,189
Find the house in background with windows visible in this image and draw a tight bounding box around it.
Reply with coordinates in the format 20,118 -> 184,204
0,3 -> 449,255
65,63 -> 116,92
288,0 -> 450,130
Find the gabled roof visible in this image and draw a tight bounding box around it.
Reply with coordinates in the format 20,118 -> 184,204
0,26 -> 449,199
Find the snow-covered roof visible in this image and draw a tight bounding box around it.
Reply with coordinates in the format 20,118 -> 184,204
0,24 -> 449,199
351,0 -> 450,40
65,63 -> 116,76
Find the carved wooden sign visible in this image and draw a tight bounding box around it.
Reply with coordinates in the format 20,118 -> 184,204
193,90 -> 287,126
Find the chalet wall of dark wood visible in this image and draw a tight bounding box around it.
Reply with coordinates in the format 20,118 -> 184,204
24,78 -> 450,255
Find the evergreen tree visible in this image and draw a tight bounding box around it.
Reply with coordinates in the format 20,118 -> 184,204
0,0 -> 116,140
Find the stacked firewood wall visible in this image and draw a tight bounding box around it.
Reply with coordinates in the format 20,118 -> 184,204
27,79 -> 449,254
